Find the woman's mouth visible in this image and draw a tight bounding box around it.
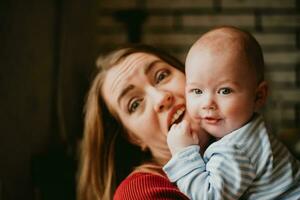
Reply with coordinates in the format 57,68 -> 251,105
168,106 -> 185,130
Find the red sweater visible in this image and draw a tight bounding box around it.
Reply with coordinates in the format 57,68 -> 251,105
114,172 -> 189,200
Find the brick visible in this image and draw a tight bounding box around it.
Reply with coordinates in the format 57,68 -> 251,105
265,97 -> 296,120
266,71 -> 296,83
98,0 -> 137,9
146,0 -> 212,9
143,32 -> 296,48
182,15 -> 254,28
222,0 -> 295,8
96,34 -> 127,46
97,17 -> 124,29
253,33 -> 296,47
264,106 -> 295,127
143,33 -> 202,46
266,107 -> 295,120
264,51 -> 300,65
270,89 -> 300,102
262,14 -> 300,28
144,15 -> 175,28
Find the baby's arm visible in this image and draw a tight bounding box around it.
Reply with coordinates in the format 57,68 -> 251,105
163,145 -> 256,200
167,120 -> 199,155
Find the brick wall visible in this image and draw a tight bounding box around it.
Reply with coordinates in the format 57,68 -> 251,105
96,0 -> 300,151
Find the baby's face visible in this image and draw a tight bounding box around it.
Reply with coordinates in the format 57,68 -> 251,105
185,44 -> 260,138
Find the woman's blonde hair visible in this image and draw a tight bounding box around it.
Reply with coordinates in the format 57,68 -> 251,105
77,44 -> 184,200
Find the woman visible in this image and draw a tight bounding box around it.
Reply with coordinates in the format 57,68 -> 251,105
77,44 -> 212,200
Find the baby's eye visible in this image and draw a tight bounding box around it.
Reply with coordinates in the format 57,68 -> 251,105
218,88 -> 232,95
155,70 -> 170,84
128,98 -> 142,113
191,88 -> 203,95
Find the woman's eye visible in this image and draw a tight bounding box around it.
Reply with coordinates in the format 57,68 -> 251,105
155,70 -> 170,84
218,88 -> 232,95
128,99 -> 141,113
191,88 -> 202,95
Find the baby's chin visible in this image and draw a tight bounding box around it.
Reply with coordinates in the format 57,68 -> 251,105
187,116 -> 202,133
205,128 -> 229,139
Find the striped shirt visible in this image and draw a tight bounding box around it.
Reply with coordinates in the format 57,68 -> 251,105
163,114 -> 300,200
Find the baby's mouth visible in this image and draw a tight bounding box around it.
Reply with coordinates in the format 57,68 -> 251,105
203,117 -> 221,124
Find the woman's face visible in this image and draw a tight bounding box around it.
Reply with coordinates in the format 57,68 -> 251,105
102,52 -> 209,162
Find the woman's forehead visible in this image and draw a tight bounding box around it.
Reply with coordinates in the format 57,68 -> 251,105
102,52 -> 160,108
109,53 -> 158,89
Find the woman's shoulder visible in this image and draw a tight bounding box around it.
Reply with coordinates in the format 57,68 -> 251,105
113,172 -> 189,200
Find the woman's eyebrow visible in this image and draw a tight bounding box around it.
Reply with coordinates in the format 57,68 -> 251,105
117,85 -> 134,106
144,60 -> 162,75
117,60 -> 162,106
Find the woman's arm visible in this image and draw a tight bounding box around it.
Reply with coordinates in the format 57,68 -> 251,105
114,172 -> 189,200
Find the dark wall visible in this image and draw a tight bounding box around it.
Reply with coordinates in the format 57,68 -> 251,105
96,0 -> 300,155
0,0 -> 97,199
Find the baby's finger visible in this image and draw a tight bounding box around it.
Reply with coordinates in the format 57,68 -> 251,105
170,123 -> 177,130
180,120 -> 191,134
192,131 -> 199,143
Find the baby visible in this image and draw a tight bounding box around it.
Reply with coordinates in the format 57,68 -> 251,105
163,26 -> 300,200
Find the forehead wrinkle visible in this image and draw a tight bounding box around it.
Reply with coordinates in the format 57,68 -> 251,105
110,53 -> 152,106
110,62 -> 129,94
110,54 -> 141,94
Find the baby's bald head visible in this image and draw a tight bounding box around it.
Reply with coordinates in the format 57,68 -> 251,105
186,26 -> 265,83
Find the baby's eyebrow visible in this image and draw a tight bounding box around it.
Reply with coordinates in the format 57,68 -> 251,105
117,85 -> 134,106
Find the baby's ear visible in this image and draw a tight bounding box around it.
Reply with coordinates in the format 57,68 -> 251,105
255,81 -> 268,110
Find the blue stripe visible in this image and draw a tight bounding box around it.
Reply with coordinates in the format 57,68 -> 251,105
163,114 -> 300,200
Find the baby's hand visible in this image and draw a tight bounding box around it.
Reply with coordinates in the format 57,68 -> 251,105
167,120 -> 199,155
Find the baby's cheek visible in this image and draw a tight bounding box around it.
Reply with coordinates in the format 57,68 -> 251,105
186,98 -> 196,114
188,107 -> 199,122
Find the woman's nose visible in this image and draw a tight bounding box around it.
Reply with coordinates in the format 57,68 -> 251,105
151,89 -> 173,112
